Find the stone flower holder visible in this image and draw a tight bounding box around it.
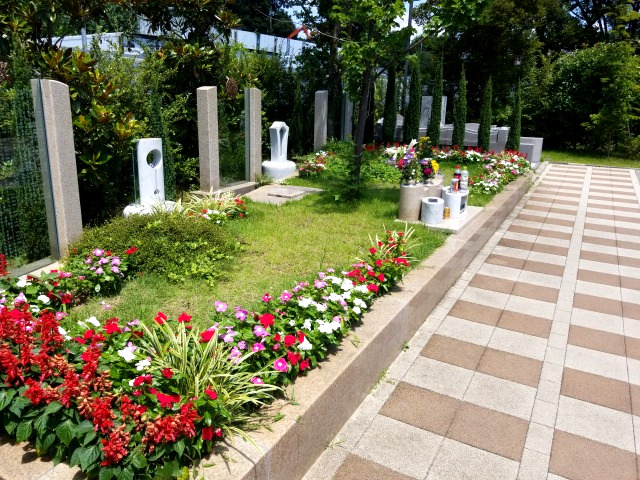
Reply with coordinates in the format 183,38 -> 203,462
423,174 -> 444,198
398,182 -> 424,221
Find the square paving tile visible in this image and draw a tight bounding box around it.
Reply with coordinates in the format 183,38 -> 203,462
560,367 -> 631,414
381,382 -> 460,437
477,348 -> 543,387
469,274 -> 516,295
555,395 -> 635,452
511,282 -> 560,304
421,334 -> 486,370
447,401 -> 529,461
498,310 -> 552,339
426,438 -> 520,480
448,300 -> 503,327
573,293 -> 623,317
332,454 -> 417,480
567,325 -> 626,357
403,356 -> 475,399
549,430 -> 637,480
353,415 -> 443,479
463,372 -> 537,420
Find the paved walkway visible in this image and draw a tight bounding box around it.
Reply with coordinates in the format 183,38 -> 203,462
304,163 -> 640,480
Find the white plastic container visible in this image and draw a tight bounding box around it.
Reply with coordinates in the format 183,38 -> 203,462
421,197 -> 444,225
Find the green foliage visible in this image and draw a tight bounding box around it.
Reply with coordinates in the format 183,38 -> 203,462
39,47 -> 143,224
427,56 -> 443,145
382,67 -> 398,143
290,74 -> 304,155
452,66 -> 467,148
478,77 -> 493,152
505,82 -> 521,151
531,42 -> 640,155
404,59 -> 421,144
70,213 -> 239,285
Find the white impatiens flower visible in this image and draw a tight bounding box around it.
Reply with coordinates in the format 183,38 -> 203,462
340,279 -> 354,291
16,279 -> 31,288
317,320 -> 341,334
118,342 -> 137,362
326,276 -> 342,285
353,298 -> 368,309
314,302 -> 327,312
135,357 -> 151,371
298,337 -> 313,350
37,294 -> 50,304
342,291 -> 352,301
355,285 -> 369,294
328,292 -> 342,302
302,318 -> 312,330
289,319 -> 296,327
57,326 -> 71,340
298,297 -> 313,308
353,306 -> 361,315
86,316 -> 100,327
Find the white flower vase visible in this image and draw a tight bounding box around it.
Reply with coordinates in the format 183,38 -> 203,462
398,183 -> 424,221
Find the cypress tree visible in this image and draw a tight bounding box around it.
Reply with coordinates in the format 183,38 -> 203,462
505,81 -> 522,151
478,76 -> 493,152
404,60 -> 421,144
451,66 -> 467,149
381,67 -> 397,144
427,55 -> 443,146
290,76 -> 304,154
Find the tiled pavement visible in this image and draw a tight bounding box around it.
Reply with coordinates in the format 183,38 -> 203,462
304,164 -> 640,480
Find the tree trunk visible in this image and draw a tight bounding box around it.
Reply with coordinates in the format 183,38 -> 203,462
353,66 -> 373,192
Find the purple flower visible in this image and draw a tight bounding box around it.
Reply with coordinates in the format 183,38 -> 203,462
111,266 -> 120,274
214,301 -> 227,313
253,325 -> 268,337
99,257 -> 109,265
235,307 -> 248,321
251,342 -> 266,352
222,327 -> 236,343
251,376 -> 264,384
93,248 -> 104,257
95,267 -> 104,275
111,257 -> 121,266
84,257 -> 92,265
238,340 -> 247,350
314,279 -> 327,288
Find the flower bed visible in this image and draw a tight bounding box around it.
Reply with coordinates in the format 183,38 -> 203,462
0,228 -> 413,478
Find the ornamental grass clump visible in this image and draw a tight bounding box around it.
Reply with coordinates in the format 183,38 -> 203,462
180,191 -> 248,223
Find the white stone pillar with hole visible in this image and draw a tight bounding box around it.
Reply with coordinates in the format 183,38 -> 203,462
31,79 -> 82,259
123,138 -> 176,217
197,86 -> 219,192
314,90 -> 328,151
245,87 -> 262,182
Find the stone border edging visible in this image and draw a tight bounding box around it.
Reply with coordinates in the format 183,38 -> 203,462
201,171 -> 536,480
0,170 -> 536,480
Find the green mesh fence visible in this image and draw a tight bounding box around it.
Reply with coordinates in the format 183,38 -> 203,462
0,80 -> 51,271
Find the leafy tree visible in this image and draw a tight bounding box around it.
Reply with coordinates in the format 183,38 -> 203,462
427,55 -> 443,145
452,65 -> 467,148
332,0 -> 410,193
478,76 -> 493,151
382,67 -> 397,143
228,0 -> 295,36
404,59 -> 421,143
505,81 -> 521,151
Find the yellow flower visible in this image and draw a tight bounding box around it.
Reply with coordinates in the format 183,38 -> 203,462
432,160 -> 439,173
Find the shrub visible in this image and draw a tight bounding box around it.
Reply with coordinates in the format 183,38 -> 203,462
478,77 -> 493,152
70,213 -> 239,284
505,82 -> 522,151
427,56 -> 443,145
404,60 -> 421,144
382,67 -> 398,144
452,66 -> 467,149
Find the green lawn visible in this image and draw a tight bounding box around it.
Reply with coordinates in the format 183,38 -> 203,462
543,149 -> 639,168
68,186 -> 448,327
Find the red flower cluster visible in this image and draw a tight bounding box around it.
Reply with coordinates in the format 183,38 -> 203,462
142,402 -> 201,452
0,253 -> 8,276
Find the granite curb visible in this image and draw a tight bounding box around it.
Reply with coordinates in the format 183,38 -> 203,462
0,168 -> 538,480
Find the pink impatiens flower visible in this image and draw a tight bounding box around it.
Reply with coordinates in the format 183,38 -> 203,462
274,358 -> 288,372
235,307 -> 248,321
280,290 -> 292,302
262,293 -> 272,303
214,301 -> 227,313
251,342 -> 266,352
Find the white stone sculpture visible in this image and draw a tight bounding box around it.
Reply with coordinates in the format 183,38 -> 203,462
262,122 -> 297,181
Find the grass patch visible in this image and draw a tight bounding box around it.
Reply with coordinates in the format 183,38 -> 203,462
68,186 -> 448,327
543,149 -> 639,168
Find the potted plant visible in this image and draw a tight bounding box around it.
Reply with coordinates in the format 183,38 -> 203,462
387,140 -> 426,221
